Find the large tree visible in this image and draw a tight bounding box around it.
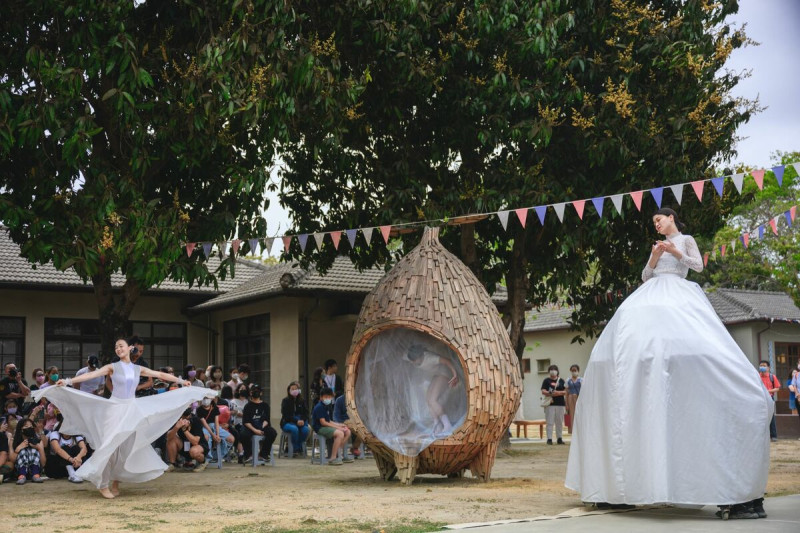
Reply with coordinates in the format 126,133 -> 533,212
278,0 -> 756,356
0,1 -> 364,358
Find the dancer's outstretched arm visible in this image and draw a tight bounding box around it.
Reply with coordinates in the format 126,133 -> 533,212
140,367 -> 191,388
56,365 -> 112,386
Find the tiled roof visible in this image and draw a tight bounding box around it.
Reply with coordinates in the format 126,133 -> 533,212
0,228 -> 265,294
524,288 -> 800,332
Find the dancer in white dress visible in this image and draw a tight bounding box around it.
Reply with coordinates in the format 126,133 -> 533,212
565,208 -> 773,507
33,338 -> 214,499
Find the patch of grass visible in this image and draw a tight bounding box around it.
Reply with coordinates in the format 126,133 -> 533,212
12,513 -> 42,519
131,502 -> 190,513
503,447 -> 542,458
221,518 -> 445,533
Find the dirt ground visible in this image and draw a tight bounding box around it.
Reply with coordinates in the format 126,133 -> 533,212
4,439 -> 799,533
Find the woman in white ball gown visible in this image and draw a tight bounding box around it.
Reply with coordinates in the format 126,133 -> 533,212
565,208 -> 773,507
33,337 -> 214,499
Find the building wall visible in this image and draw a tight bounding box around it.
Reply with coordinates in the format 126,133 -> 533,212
305,298 -> 359,383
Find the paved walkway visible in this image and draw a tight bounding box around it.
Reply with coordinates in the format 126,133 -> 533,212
445,494 -> 800,532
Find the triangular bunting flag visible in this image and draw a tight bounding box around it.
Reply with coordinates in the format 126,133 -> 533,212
743,233 -> 750,248
202,242 -> 213,257
758,225 -> 764,240
297,234 -> 309,251
330,231 -> 342,250
629,191 -> 643,211
217,241 -> 227,259
690,180 -> 704,202
591,197 -> 605,218
650,187 -> 664,208
185,243 -> 196,257
712,249 -> 717,261
721,244 -> 727,257
534,206 -> 547,225
346,229 -> 358,247
711,177 -> 724,197
669,184 -> 683,205
610,194 -> 624,215
231,239 -> 241,255
514,208 -> 528,228
731,173 -> 744,194
572,200 -> 586,220
772,165 -> 785,187
751,169 -> 765,190
380,225 -> 392,243
313,233 -> 325,250
791,205 -> 797,222
263,237 -> 275,255
282,235 -> 292,252
553,203 -> 566,222
769,217 -> 778,235
248,238 -> 259,254
785,210 -> 793,228
703,252 -> 709,267
730,239 -> 736,253
362,227 -> 374,244
497,211 -> 510,231
793,163 -> 800,176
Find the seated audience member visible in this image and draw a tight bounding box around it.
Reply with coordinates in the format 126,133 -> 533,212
0,417 -> 12,482
236,364 -> 251,386
229,384 -> 248,462
40,366 -> 61,389
166,408 -> 208,472
43,401 -> 59,433
240,384 -> 276,462
218,385 -> 234,408
333,392 -> 362,458
226,367 -> 241,390
205,366 -> 225,389
29,368 -> 46,391
183,364 -> 205,387
280,381 -> 310,456
46,418 -> 88,482
2,398 -> 21,423
74,355 -> 105,394
10,417 -> 46,484
196,396 -> 235,461
196,366 -> 208,385
312,387 -> 352,466
161,366 -> 176,377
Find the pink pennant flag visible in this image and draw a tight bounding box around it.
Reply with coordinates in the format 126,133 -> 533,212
769,217 -> 778,235
629,191 -> 643,212
721,244 -> 727,257
330,231 -> 342,250
790,205 -> 797,222
572,200 -> 586,220
751,169 -> 765,190
185,243 -> 196,257
231,239 -> 241,255
380,225 -> 392,244
514,208 -> 528,228
282,236 -> 292,251
690,180 -> 705,202
703,252 -> 709,267
743,233 -> 750,248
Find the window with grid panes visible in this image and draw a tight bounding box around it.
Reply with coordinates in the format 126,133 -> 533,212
223,314 -> 270,399
129,321 -> 187,372
0,317 -> 25,374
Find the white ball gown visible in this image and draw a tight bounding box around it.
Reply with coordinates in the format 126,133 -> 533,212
565,233 -> 773,505
32,361 -> 214,488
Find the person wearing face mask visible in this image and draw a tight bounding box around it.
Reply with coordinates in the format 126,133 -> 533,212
312,387 -> 352,465
196,394 -> 235,463
75,356 -> 105,395
758,361 -> 781,442
240,384 -> 276,463
565,364 -> 582,434
40,366 -> 60,389
566,208 -> 773,515
280,381 -> 309,457
183,364 -> 205,387
10,417 -> 46,484
541,365 -> 566,445
205,365 -> 225,388
29,368 -> 46,392
229,384 -> 249,462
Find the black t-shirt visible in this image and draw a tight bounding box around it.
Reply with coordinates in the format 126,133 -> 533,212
196,404 -> 220,423
179,416 -> 208,451
243,401 -> 270,429
0,376 -> 29,408
541,377 -> 566,407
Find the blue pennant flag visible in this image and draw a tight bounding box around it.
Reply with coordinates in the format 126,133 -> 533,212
298,234 -> 309,251
534,206 -> 547,225
786,210 -> 793,228
650,187 -> 664,208
772,165 -> 785,187
591,197 -> 605,218
711,177 -> 725,197
248,238 -> 259,254
346,229 -> 358,247
202,242 -> 213,257
758,225 -> 764,240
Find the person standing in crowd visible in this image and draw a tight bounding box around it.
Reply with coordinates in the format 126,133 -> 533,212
280,381 -> 309,456
758,360 -> 781,442
226,367 -> 241,389
787,370 -> 797,416
541,365 -> 566,445
129,335 -> 154,396
565,364 -> 582,434
789,360 -> 800,436
29,368 -> 46,391
33,338 -> 214,498
240,384 -> 276,462
75,356 -> 105,395
40,366 -> 60,389
205,366 -> 225,388
182,364 -> 205,387
310,367 -> 325,407
10,417 -> 46,484
0,363 -> 30,410
323,359 -> 343,398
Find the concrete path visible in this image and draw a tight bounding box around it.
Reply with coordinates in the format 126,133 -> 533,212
444,494 -> 799,532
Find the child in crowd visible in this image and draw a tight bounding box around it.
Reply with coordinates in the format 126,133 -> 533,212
240,384 -> 276,462
281,381 -> 309,456
10,417 -> 46,484
46,417 -> 88,483
312,387 -> 352,466
333,392 -> 362,458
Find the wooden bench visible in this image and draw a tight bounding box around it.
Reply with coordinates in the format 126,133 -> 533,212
512,419 -> 546,439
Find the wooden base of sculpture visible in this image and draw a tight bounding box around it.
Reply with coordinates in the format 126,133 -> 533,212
469,442 -> 497,482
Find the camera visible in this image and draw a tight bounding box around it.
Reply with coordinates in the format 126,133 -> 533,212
23,427 -> 40,445
9,368 -> 18,378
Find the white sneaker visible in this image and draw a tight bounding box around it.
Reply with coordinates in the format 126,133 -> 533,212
68,475 -> 83,484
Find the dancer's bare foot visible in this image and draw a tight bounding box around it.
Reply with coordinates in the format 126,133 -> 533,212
99,488 -> 115,499
110,481 -> 120,496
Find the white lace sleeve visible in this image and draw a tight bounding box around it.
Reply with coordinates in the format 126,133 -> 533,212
679,236 -> 703,273
642,253 -> 655,282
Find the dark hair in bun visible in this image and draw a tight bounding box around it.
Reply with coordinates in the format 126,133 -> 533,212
653,207 -> 686,231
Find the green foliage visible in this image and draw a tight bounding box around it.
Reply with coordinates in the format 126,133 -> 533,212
702,152 -> 800,304
276,0 -> 756,340
0,1 -> 364,353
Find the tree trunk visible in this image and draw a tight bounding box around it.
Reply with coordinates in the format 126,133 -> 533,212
92,268 -> 142,364
505,227 -> 529,362
460,222 -> 481,282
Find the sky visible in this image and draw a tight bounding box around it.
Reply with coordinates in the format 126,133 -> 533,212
261,1 -> 800,252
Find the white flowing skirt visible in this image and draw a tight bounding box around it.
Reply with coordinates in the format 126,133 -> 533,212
32,386 -> 214,488
565,274 -> 773,505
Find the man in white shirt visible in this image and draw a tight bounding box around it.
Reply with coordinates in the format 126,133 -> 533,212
74,355 -> 105,394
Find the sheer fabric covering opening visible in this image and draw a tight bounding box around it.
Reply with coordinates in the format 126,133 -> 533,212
355,328 -> 467,456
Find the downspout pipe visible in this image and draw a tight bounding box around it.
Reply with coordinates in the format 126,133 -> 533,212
756,319 -> 773,363
301,297 -> 321,404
